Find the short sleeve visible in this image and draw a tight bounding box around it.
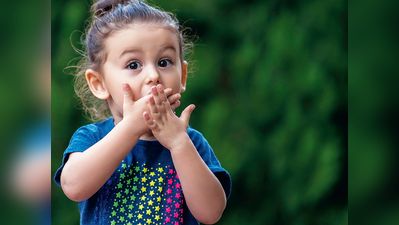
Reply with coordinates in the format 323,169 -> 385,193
187,127 -> 232,199
53,124 -> 104,186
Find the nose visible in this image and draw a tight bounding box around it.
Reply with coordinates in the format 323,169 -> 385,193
145,65 -> 161,85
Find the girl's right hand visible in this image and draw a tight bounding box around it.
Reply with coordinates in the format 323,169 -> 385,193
121,83 -> 181,136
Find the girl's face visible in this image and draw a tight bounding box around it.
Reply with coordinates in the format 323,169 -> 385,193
98,25 -> 187,123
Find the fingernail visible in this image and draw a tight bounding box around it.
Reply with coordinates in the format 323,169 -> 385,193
123,83 -> 129,91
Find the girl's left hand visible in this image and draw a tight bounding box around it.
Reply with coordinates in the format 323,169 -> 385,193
143,84 -> 195,151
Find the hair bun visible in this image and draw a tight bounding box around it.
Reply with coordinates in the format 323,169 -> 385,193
93,0 -> 131,17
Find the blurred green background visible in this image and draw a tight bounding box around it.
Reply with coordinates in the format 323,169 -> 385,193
52,0 -> 347,224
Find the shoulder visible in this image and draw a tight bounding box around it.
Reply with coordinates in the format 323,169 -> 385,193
72,117 -> 114,139
187,126 -> 206,143
66,117 -> 114,152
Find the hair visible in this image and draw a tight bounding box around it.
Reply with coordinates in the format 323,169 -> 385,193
73,0 -> 193,121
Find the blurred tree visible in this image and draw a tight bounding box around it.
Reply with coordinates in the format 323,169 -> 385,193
52,0 -> 347,224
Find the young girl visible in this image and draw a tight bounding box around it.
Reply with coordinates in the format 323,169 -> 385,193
54,0 -> 231,224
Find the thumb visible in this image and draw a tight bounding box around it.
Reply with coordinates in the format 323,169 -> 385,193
180,104 -> 195,124
123,83 -> 134,104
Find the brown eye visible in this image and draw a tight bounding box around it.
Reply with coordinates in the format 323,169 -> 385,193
127,61 -> 142,70
158,59 -> 172,68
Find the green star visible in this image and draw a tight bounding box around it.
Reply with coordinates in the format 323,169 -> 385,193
129,170 -> 133,175
117,183 -> 123,189
125,189 -> 129,195
119,216 -> 125,222
122,199 -> 127,204
120,173 -> 126,179
127,222 -> 132,225
134,176 -> 139,182
120,207 -> 125,213
132,186 -> 138,191
128,213 -> 133,219
113,202 -> 118,207
128,204 -> 134,210
116,193 -> 121,198
127,180 -> 131,185
122,164 -> 127,169
111,220 -> 116,225
130,195 -> 136,201
111,210 -> 117,216
135,166 -> 140,172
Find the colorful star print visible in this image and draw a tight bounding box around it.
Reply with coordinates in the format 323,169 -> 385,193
106,162 -> 183,224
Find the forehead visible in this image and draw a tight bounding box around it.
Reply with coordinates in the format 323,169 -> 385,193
105,25 -> 180,58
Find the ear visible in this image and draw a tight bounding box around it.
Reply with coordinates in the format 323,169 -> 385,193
180,61 -> 188,93
85,69 -> 109,100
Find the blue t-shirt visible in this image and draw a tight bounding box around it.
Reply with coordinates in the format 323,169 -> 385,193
54,117 -> 231,225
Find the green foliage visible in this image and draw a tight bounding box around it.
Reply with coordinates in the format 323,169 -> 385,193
52,0 -> 347,224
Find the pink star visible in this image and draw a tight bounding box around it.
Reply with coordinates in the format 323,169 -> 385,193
175,203 -> 180,208
175,222 -> 179,225
167,188 -> 172,194
169,169 -> 174,174
166,207 -> 171,213
175,174 -> 179,179
175,193 -> 181,199
168,179 -> 173,185
174,212 -> 179,218
165,217 -> 170,223
167,198 -> 172,204
175,183 -> 181,189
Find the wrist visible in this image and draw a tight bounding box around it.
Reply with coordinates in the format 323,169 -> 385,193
169,132 -> 192,153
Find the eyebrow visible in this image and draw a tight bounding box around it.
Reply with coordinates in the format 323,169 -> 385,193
119,46 -> 177,58
119,48 -> 143,58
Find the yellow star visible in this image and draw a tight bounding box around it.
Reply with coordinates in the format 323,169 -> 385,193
141,196 -> 146,201
149,191 -> 155,196
158,187 -> 163,192
143,168 -> 148,173
150,172 -> 155,176
148,200 -> 153,206
146,209 -> 152,215
155,206 -> 160,212
146,219 -> 152,224
139,205 -> 144,210
157,196 -> 162,202
141,187 -> 147,192
158,177 -> 163,183
142,177 -> 147,183
155,215 -> 160,221
138,214 -> 143,219
158,168 -> 163,173
150,181 -> 155,186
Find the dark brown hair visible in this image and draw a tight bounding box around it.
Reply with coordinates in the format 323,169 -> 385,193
73,0 -> 192,121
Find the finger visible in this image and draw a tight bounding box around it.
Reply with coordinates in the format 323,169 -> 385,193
157,84 -> 172,113
148,95 -> 161,120
143,111 -> 157,130
170,100 -> 181,112
123,83 -> 134,105
151,85 -> 166,114
180,104 -> 195,124
167,93 -> 181,105
164,88 -> 173,97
